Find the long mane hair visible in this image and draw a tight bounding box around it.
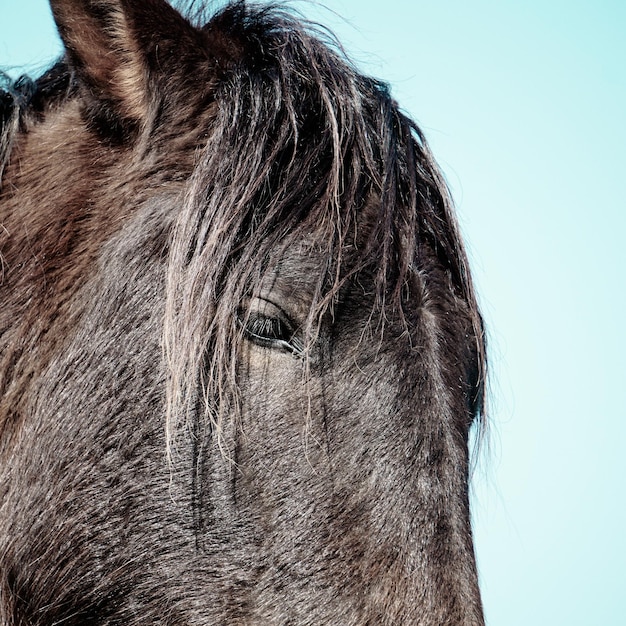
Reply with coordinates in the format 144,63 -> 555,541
162,3 -> 486,452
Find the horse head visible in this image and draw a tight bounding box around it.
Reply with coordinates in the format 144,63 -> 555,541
0,1 -> 486,623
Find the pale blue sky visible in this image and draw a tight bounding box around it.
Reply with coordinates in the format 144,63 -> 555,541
2,1 -> 625,624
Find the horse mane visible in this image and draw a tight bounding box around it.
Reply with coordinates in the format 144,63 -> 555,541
0,74 -> 28,184
162,2 -> 487,451
0,64 -> 76,184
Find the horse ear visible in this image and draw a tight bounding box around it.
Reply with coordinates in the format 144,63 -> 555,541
49,0 -> 207,127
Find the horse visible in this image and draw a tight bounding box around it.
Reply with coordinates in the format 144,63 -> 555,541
0,1 -> 486,624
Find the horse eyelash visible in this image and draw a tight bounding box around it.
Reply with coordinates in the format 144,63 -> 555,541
247,313 -> 289,340
238,311 -> 305,356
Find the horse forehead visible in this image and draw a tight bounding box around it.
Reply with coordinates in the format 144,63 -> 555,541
257,242 -> 326,309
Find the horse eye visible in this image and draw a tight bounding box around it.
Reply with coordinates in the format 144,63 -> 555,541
246,313 -> 292,343
238,301 -> 304,356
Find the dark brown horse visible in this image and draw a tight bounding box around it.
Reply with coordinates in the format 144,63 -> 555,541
0,1 -> 486,623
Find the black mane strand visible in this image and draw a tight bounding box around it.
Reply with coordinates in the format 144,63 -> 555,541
164,3 -> 486,447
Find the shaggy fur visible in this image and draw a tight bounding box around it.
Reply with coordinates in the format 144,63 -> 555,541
0,1 -> 486,624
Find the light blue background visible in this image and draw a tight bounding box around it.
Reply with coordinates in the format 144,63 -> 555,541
2,1 -> 625,624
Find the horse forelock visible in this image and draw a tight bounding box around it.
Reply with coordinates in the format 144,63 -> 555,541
163,3 -> 487,456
